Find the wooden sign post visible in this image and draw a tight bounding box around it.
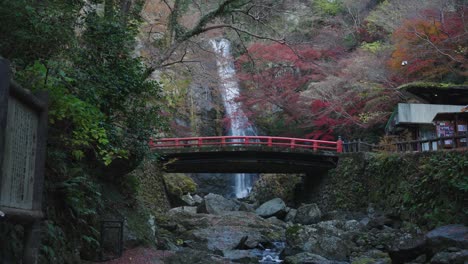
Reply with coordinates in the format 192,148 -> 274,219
0,59 -> 48,264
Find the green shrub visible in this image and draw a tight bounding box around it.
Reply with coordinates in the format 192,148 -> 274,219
361,41 -> 385,53
313,0 -> 343,16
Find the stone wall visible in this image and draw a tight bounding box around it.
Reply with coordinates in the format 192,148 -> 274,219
131,158 -> 171,214
311,151 -> 468,229
311,153 -> 368,212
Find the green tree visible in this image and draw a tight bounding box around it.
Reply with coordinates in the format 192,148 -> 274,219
0,1 -> 168,262
0,0 -> 81,65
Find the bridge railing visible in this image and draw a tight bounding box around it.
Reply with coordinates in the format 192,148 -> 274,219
150,136 -> 343,152
343,134 -> 468,153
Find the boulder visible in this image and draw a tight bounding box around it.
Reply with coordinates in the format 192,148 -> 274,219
181,193 -> 197,206
317,235 -> 349,261
409,254 -> 428,263
266,216 -> 287,228
169,206 -> 198,214
192,194 -> 204,205
316,220 -> 344,235
430,249 -> 468,264
222,249 -> 259,263
197,193 -> 240,214
163,173 -> 198,206
123,215 -> 155,248
359,217 -> 371,227
285,209 -> 297,223
191,224 -> 269,252
255,198 -> 287,218
387,236 -> 426,264
238,202 -> 255,212
163,173 -> 197,197
294,203 -> 321,225
344,220 -> 363,232
168,211 -> 285,253
367,215 -> 394,230
351,249 -> 391,264
234,236 -> 250,250
426,224 -> 468,254
233,235 -> 274,250
286,221 -> 349,261
284,252 -> 348,264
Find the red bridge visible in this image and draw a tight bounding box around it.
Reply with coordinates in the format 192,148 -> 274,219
150,136 -> 342,173
151,136 -> 343,152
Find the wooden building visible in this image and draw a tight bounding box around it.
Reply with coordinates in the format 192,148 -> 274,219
385,82 -> 468,150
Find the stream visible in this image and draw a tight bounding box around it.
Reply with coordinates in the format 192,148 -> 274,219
258,242 -> 285,263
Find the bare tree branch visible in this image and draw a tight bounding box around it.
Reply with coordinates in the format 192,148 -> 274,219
410,28 -> 464,64
203,24 -> 285,43
161,0 -> 173,13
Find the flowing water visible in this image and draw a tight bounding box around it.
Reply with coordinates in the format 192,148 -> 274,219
205,39 -> 284,263
258,242 -> 285,263
210,39 -> 257,198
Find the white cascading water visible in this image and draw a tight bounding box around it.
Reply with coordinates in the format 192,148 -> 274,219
210,39 -> 257,198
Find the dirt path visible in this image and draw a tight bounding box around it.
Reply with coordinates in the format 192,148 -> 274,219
90,247 -> 174,264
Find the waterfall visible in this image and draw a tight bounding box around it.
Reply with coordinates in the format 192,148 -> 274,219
210,39 -> 257,198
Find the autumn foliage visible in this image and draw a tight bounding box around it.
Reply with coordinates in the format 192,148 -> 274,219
236,43 -> 341,138
234,4 -> 466,141
236,34 -> 401,140
389,8 -> 467,83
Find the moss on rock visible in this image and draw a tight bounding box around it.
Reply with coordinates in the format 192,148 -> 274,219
286,224 -> 303,238
163,173 -> 197,197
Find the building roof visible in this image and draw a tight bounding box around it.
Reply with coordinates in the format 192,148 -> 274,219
385,104 -> 467,134
433,111 -> 468,121
398,82 -> 468,105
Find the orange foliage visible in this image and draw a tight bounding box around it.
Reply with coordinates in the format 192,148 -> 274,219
389,8 -> 467,83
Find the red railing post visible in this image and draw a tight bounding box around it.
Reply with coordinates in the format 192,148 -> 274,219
175,139 -> 179,147
337,137 -> 343,153
198,138 -> 202,147
149,138 -> 154,148
245,137 -> 249,145
221,137 -> 226,146
268,137 -> 272,147
313,141 -> 318,151
291,139 -> 295,149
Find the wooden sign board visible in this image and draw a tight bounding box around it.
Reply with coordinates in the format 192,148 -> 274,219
1,95 -> 39,210
0,59 -> 47,218
0,59 -> 48,263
